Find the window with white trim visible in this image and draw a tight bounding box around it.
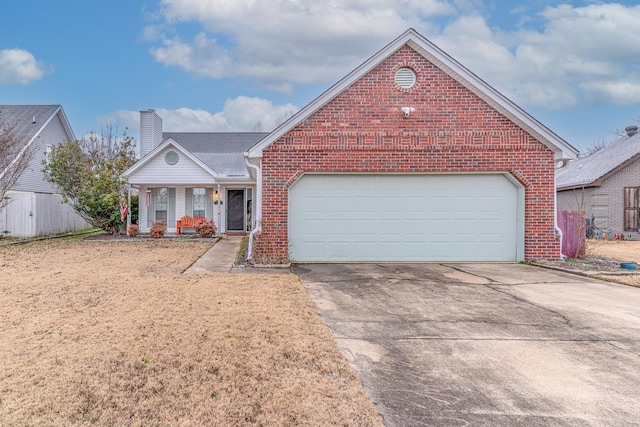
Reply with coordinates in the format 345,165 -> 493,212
44,144 -> 53,164
193,187 -> 206,217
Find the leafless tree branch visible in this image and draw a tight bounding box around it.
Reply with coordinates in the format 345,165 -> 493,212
0,111 -> 33,212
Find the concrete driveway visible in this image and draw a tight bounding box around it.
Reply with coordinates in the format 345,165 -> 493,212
294,263 -> 640,427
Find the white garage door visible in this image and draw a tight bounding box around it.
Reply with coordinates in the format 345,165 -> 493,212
288,174 -> 523,262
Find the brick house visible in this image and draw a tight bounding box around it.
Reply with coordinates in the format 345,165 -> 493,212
557,125 -> 640,239
127,28 -> 578,262
246,28 -> 577,263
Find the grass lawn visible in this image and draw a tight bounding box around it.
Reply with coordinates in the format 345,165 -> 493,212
587,239 -> 640,287
0,237 -> 383,426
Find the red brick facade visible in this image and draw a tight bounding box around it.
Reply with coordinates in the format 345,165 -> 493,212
252,45 -> 559,263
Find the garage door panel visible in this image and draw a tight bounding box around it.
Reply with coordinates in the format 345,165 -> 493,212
404,196 -> 428,212
429,198 -> 452,213
302,197 -> 327,213
353,196 -> 376,212
302,219 -> 327,233
327,219 -> 351,235
351,220 -> 376,235
289,174 -> 521,262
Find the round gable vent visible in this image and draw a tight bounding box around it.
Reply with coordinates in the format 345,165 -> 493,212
165,150 -> 179,165
395,67 -> 416,89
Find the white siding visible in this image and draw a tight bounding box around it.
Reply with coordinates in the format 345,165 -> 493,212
128,147 -> 215,185
138,186 -> 149,231
139,110 -> 163,157
0,191 -> 91,237
11,112 -> 68,194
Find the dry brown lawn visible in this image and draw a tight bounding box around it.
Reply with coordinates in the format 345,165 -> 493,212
0,237 -> 383,426
587,239 -> 640,287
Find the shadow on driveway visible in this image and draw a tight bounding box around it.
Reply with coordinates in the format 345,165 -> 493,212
294,263 -> 640,427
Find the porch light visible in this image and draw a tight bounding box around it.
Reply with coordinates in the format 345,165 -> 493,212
213,190 -> 222,205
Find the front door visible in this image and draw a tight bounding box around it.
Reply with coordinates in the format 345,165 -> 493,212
227,189 -> 245,231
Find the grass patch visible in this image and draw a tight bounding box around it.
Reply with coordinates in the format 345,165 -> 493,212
234,236 -> 249,266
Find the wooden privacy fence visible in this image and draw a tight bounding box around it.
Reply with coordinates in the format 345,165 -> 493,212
557,210 -> 586,258
0,191 -> 90,238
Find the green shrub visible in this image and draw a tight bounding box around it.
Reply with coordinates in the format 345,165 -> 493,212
130,194 -> 139,225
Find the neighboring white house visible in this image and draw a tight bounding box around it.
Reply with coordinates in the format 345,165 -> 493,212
0,105 -> 91,237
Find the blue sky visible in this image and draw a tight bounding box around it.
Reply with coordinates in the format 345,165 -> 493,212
2,0 -> 640,153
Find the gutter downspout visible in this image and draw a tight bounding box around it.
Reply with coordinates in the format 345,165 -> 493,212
244,155 -> 261,260
554,171 -> 567,260
217,183 -> 221,233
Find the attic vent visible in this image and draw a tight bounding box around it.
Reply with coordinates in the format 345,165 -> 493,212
395,67 -> 416,89
625,125 -> 638,137
165,150 -> 179,165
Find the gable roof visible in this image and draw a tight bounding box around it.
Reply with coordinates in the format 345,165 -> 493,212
0,105 -> 75,179
556,130 -> 640,190
246,28 -> 579,161
124,132 -> 268,179
1,105 -> 74,144
165,132 -> 267,177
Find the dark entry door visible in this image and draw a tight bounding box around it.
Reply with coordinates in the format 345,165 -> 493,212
227,189 -> 245,231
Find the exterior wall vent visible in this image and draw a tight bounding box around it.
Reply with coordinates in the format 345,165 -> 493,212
165,150 -> 179,165
625,125 -> 638,137
395,67 -> 416,89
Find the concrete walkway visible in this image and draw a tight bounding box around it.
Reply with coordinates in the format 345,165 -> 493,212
183,236 -> 291,274
184,236 -> 243,274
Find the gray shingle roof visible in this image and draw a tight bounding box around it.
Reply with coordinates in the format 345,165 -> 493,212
163,132 -> 267,153
0,105 -> 61,145
556,130 -> 640,190
163,132 -> 268,177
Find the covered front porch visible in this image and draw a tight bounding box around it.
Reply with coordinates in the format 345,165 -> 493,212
134,184 -> 255,235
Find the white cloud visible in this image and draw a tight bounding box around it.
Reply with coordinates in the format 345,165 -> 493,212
434,4 -> 640,109
150,34 -> 231,79
98,96 -> 299,139
147,0 -> 455,90
580,80 -> 640,105
144,1 -> 640,109
0,48 -> 50,84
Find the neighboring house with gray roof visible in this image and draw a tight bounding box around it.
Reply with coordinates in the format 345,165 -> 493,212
123,109 -> 267,233
0,105 -> 90,237
556,125 -> 640,238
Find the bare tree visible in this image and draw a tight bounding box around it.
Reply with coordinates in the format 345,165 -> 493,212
582,136 -> 610,157
0,112 -> 32,212
272,109 -> 296,129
